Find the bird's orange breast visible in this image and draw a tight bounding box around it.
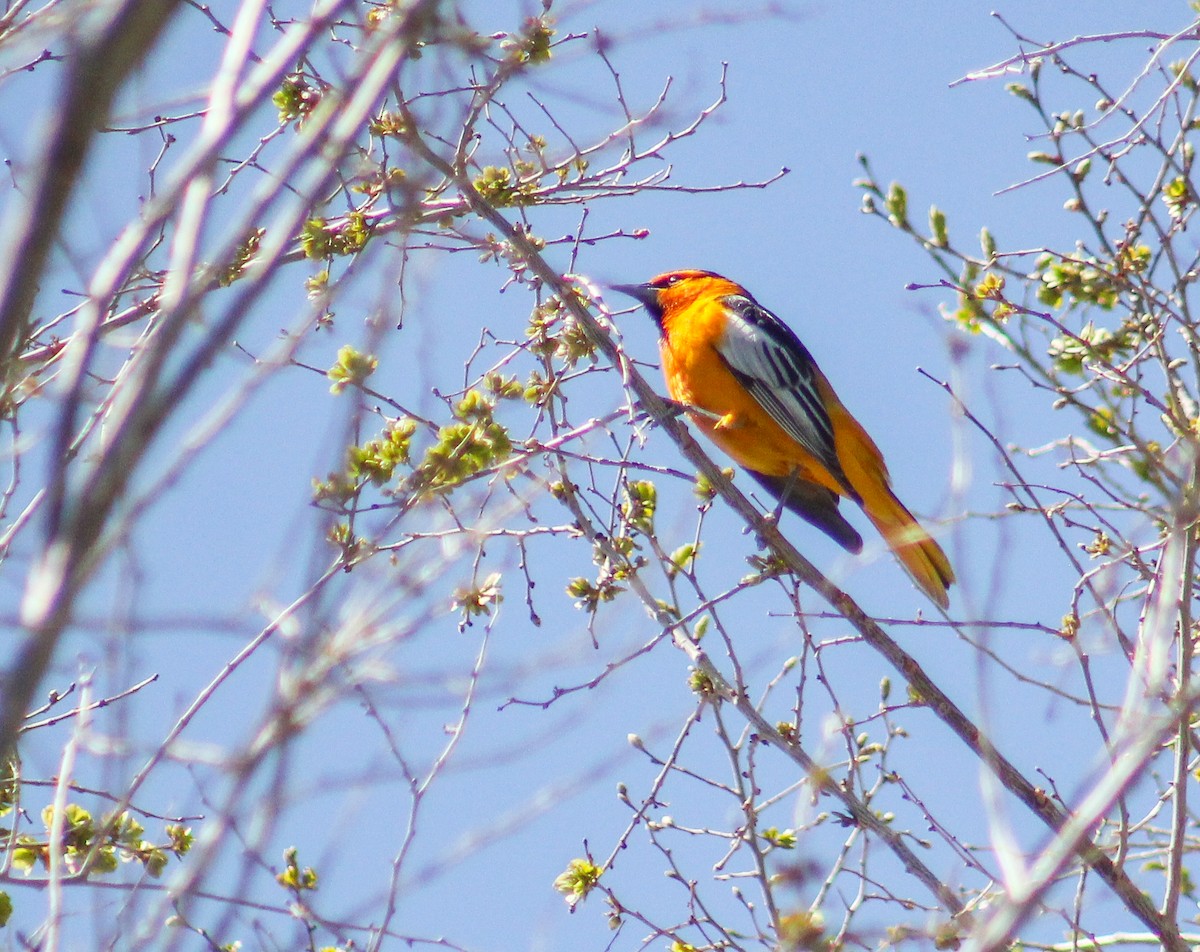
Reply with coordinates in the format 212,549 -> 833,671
659,302 -> 845,496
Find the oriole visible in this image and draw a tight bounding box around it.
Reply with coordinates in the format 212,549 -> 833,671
612,269 -> 955,608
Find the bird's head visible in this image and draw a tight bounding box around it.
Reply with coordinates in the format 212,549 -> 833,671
610,270 -> 743,324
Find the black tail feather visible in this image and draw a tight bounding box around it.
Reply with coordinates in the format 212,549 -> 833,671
746,470 -> 863,554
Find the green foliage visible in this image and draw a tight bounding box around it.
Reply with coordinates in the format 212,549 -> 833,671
317,416 -> 469,513
688,666 -> 719,698
667,542 -> 699,577
1046,321 -> 1136,375
353,166 -> 407,199
1005,81 -> 1036,103
743,551 -> 787,583
522,370 -> 553,405
1169,58 -> 1199,92
0,760 -> 15,818
305,269 -> 330,298
567,531 -> 642,612
276,846 -> 318,891
884,181 -> 908,228
692,467 -> 734,506
525,296 -> 596,365
1143,860 -> 1195,898
973,272 -> 1005,301
501,15 -> 555,65
928,205 -> 948,247
483,370 -> 524,400
777,910 -> 827,952
621,480 -> 657,534
760,826 -> 797,849
567,575 -> 618,611
1086,405 -> 1118,439
934,920 -> 964,950
369,110 -> 410,137
451,572 -> 504,621
1027,150 -> 1061,166
1115,241 -> 1151,275
315,382 -> 520,513
473,165 -> 534,207
409,413 -> 512,495
1034,253 -> 1119,309
1162,175 -> 1194,220
553,857 -> 601,907
312,471 -> 356,507
166,824 -> 194,856
326,344 -> 379,395
216,229 -> 264,287
347,418 -> 417,486
9,804 -> 190,880
554,316 -> 597,364
854,730 -> 885,763
273,75 -> 320,126
301,212 -> 373,259
971,272 -> 1014,321
979,227 -> 997,260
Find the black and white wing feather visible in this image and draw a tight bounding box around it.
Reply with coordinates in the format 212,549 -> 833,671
715,295 -> 854,496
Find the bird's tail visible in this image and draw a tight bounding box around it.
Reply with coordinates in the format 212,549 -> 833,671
861,487 -> 954,609
747,470 -> 864,554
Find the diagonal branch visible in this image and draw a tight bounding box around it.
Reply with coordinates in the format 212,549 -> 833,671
0,0 -> 182,366
415,141 -> 1187,949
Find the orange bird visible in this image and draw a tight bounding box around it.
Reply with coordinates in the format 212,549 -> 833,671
612,269 -> 954,608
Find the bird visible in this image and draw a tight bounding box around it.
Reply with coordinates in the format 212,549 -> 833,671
610,269 -> 954,608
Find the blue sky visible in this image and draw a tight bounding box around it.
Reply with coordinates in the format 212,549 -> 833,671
1,1 -> 1192,949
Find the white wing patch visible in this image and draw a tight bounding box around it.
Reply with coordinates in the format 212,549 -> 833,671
715,296 -> 852,494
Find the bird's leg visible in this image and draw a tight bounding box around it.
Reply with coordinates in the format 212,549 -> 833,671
769,467 -> 804,524
674,400 -> 726,426
643,398 -> 726,426
661,398 -> 696,420
710,410 -> 743,430
628,397 -> 675,426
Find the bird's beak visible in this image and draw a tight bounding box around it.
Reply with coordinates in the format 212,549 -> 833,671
608,282 -> 659,310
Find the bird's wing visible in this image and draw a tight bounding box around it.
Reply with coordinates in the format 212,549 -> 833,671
715,295 -> 854,496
